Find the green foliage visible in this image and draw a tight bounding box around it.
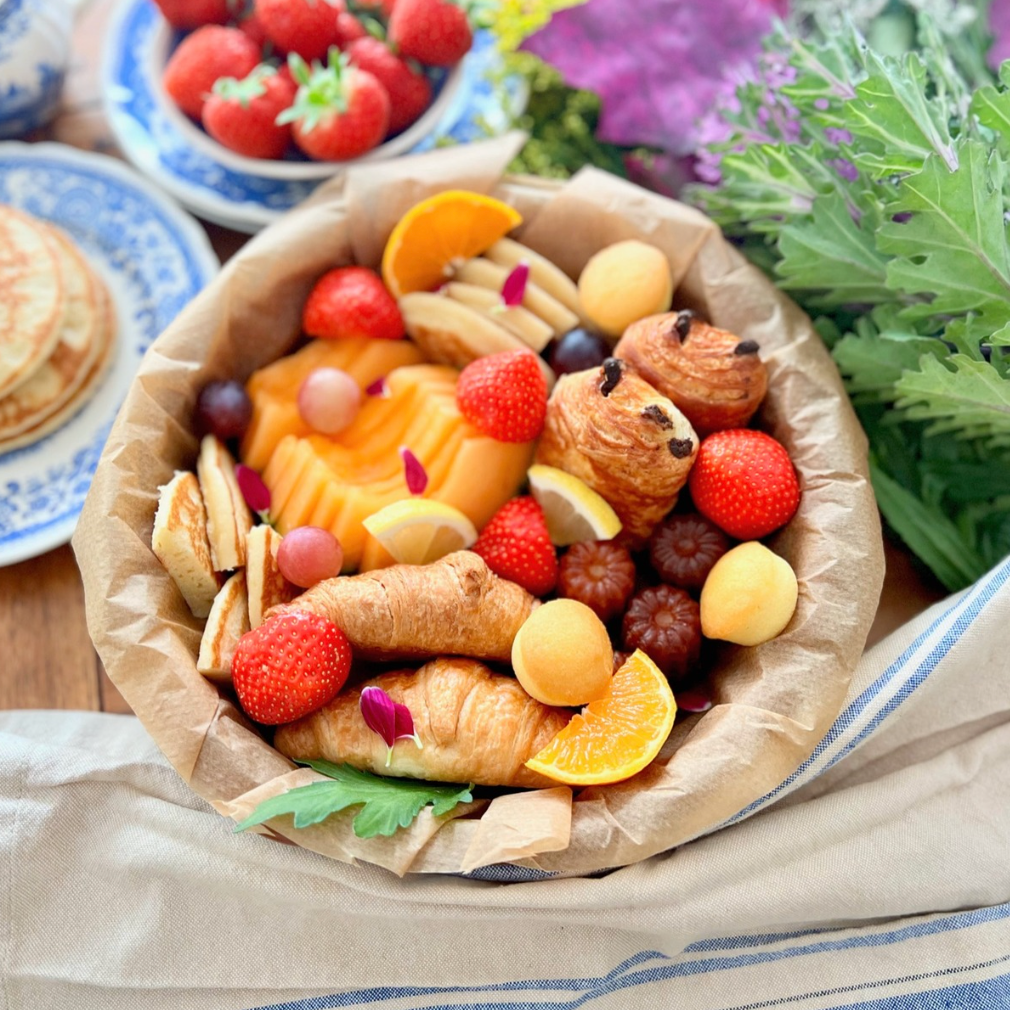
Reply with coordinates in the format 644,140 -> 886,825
235,762 -> 473,839
688,6 -> 1010,590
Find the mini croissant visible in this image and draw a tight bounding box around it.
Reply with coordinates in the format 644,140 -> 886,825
534,359 -> 698,539
615,311 -> 768,436
273,658 -> 571,788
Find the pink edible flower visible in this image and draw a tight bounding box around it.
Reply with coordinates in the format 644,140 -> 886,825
365,375 -> 389,398
235,464 -> 271,522
501,261 -> 529,308
360,686 -> 423,766
399,446 -> 428,495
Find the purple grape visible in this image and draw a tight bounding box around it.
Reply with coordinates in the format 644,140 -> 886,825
195,380 -> 253,440
547,328 -> 612,376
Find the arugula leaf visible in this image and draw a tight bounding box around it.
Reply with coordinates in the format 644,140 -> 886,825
879,140 -> 1010,327
844,51 -> 958,177
776,191 -> 896,305
893,353 -> 1010,446
235,762 -> 473,839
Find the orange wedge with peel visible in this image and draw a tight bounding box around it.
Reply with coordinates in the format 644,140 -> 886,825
381,190 -> 523,298
525,649 -> 676,786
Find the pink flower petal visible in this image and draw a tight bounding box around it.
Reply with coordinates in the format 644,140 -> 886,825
365,376 -> 389,397
235,464 -> 271,515
393,702 -> 422,749
677,689 -> 713,713
360,686 -> 397,751
501,261 -> 529,307
400,446 -> 428,496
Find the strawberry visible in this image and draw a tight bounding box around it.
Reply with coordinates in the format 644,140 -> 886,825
237,11 -> 270,49
152,0 -> 232,30
472,497 -> 558,597
336,10 -> 367,44
688,429 -> 801,540
256,0 -> 346,62
303,266 -> 405,340
455,349 -> 547,443
346,37 -> 431,134
202,66 -> 297,160
278,51 -> 390,161
388,0 -> 472,67
163,25 -> 261,120
231,611 -> 352,725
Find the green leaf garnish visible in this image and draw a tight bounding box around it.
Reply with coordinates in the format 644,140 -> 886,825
235,762 -> 474,839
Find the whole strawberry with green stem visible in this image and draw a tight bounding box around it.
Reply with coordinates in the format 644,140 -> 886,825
202,65 -> 297,159
389,0 -> 472,67
278,50 -> 390,161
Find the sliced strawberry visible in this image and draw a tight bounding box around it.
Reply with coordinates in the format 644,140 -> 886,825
472,497 -> 558,597
232,611 -> 352,725
456,349 -> 547,443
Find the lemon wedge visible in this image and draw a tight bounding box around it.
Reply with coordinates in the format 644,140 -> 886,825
527,465 -> 622,546
362,499 -> 478,565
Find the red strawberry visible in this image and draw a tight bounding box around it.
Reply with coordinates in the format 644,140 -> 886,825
152,0 -> 232,30
389,0 -> 471,67
688,429 -> 801,540
202,66 -> 297,159
346,37 -> 431,134
336,10 -> 367,44
303,266 -> 404,340
256,0 -> 346,62
472,497 -> 558,597
279,51 -> 390,161
231,611 -> 352,725
237,11 -> 270,49
354,0 -> 397,14
455,349 -> 547,443
163,25 -> 261,120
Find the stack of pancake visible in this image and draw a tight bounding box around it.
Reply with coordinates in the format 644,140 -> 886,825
0,206 -> 116,455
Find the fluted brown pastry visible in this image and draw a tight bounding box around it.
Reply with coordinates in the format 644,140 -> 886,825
274,658 -> 571,788
615,310 -> 768,436
534,359 -> 698,539
268,550 -> 537,662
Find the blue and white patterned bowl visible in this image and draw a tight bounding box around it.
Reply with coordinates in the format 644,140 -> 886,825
0,142 -> 218,566
103,0 -> 526,233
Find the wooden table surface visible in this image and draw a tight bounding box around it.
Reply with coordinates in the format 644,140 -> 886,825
0,0 -> 950,714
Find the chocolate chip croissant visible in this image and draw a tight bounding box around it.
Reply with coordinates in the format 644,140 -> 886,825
534,358 -> 698,539
615,311 -> 768,437
273,658 -> 570,788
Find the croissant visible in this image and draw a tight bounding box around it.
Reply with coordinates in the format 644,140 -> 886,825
615,311 -> 768,436
534,359 -> 698,539
268,551 -> 537,662
273,658 -> 571,788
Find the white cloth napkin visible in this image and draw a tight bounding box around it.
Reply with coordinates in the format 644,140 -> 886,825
2,558 -> 1009,1010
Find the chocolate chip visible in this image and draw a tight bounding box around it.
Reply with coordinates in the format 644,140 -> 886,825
642,404 -> 673,429
668,437 -> 694,459
673,310 -> 694,340
599,357 -> 624,397
734,340 -> 760,356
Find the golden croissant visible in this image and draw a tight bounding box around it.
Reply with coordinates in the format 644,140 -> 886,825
615,311 -> 768,436
273,658 -> 571,788
534,358 -> 698,539
268,550 -> 537,662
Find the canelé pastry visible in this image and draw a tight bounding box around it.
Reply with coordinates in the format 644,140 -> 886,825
534,359 -> 698,538
615,310 -> 768,436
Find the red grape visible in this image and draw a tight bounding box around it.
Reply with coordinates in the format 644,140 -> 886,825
547,328 -> 612,376
195,380 -> 252,440
298,368 -> 362,435
277,526 -> 344,588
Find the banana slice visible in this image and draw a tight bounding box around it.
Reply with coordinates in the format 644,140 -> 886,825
444,282 -> 553,353
454,258 -> 580,337
197,434 -> 253,571
485,238 -> 581,316
197,571 -> 249,682
246,524 -> 294,629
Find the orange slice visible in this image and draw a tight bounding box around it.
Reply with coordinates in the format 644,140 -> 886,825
381,190 -> 523,298
524,650 -> 676,786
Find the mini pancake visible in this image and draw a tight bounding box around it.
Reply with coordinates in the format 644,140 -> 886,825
0,225 -> 108,442
0,206 -> 65,398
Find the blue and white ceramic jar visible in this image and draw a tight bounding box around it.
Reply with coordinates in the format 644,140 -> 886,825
0,0 -> 71,139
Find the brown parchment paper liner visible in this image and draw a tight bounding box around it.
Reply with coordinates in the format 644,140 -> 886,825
74,134 -> 883,877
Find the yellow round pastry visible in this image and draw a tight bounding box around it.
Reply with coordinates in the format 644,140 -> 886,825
700,542 -> 798,646
577,240 -> 673,339
511,599 -> 613,707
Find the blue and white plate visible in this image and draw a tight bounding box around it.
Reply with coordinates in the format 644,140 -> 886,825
0,142 -> 218,567
102,0 -> 526,233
